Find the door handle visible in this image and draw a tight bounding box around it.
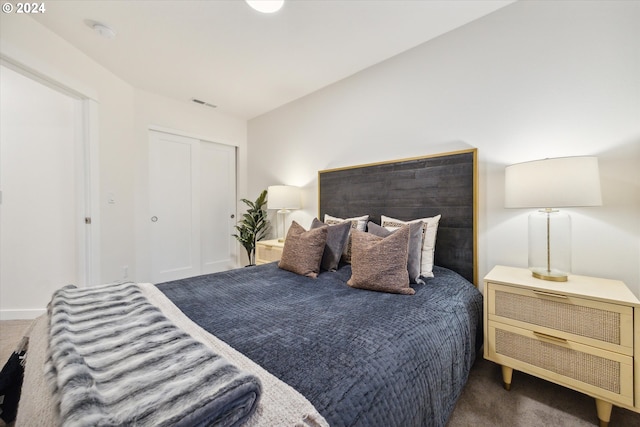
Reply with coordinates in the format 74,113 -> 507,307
151,216 -> 158,222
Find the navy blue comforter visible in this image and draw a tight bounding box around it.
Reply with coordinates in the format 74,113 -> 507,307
157,263 -> 483,427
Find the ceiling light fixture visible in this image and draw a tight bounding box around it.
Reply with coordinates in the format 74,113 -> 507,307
245,0 -> 284,14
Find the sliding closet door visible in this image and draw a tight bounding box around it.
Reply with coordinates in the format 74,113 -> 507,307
200,141 -> 237,274
149,130 -> 236,283
149,131 -> 200,283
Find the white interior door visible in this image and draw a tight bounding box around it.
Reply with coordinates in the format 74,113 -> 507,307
149,130 -> 236,283
0,65 -> 85,319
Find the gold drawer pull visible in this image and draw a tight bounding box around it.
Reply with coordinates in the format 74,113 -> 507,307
533,331 -> 568,344
532,290 -> 568,299
265,245 -> 273,249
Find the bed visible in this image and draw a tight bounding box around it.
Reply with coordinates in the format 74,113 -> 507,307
13,148 -> 482,427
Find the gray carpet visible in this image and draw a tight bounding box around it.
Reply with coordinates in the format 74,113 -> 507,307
448,355 -> 640,426
2,320 -> 639,426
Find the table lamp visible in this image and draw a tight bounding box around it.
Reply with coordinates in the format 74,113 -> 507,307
505,156 -> 602,281
267,185 -> 301,242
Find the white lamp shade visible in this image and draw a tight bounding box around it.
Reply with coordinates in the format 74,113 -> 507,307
505,156 -> 602,208
267,185 -> 301,210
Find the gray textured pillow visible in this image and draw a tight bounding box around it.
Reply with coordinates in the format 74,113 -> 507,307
311,218 -> 351,271
367,221 -> 424,284
323,214 -> 369,263
347,227 -> 414,295
278,221 -> 328,278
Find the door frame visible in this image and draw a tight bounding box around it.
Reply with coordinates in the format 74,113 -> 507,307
0,56 -> 100,294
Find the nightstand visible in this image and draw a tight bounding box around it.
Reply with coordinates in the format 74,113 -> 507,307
484,265 -> 640,427
255,239 -> 284,265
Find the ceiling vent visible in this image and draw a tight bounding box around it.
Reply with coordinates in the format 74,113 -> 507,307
192,98 -> 217,109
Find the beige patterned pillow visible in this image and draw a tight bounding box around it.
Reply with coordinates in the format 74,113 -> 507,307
278,221 -> 328,278
323,214 -> 368,263
381,214 -> 441,278
347,227 -> 414,295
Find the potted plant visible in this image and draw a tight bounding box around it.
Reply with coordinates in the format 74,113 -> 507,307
232,189 -> 270,266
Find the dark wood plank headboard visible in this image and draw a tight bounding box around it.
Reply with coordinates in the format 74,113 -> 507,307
318,149 -> 477,285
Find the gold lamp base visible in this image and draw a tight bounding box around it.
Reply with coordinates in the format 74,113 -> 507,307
531,269 -> 568,282
276,209 -> 290,243
528,209 -> 571,283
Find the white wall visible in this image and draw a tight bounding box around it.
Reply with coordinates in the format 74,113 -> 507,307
247,1 -> 640,295
0,15 -> 249,313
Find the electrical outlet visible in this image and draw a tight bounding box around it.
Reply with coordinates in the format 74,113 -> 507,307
123,265 -> 128,279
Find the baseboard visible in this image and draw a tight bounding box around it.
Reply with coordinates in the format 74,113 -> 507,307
0,308 -> 45,320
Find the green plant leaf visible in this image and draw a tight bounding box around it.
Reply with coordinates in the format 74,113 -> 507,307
232,189 -> 270,265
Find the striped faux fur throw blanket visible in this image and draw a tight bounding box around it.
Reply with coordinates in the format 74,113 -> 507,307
45,282 -> 261,427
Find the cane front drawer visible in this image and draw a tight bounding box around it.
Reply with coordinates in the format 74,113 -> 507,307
488,323 -> 634,406
487,282 -> 634,355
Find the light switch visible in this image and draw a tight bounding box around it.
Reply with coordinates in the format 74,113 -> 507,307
108,192 -> 115,204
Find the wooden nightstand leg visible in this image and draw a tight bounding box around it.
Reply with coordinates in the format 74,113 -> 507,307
501,365 -> 513,391
595,399 -> 612,427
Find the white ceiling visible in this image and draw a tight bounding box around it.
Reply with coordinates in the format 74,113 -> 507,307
33,1 -> 514,119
